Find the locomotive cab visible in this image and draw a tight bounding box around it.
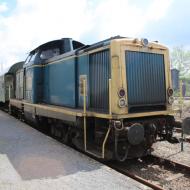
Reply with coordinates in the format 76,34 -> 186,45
23,38 -> 85,103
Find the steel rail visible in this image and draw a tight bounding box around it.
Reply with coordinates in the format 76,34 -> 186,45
148,155 -> 190,173
107,161 -> 164,190
107,154 -> 190,190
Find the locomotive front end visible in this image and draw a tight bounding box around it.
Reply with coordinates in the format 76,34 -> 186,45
109,38 -> 176,160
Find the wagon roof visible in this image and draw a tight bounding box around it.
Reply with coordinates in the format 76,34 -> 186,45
6,61 -> 24,75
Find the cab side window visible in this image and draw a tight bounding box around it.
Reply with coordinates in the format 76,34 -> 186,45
40,48 -> 60,60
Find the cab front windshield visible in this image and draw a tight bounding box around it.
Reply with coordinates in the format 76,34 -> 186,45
25,51 -> 38,65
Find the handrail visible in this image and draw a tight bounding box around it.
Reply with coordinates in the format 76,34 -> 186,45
83,77 -> 111,159
83,78 -> 87,151
109,79 -> 112,115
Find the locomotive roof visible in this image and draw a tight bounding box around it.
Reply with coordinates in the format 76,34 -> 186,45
29,36 -> 125,54
77,36 -> 125,54
27,36 -> 168,63
30,38 -> 85,53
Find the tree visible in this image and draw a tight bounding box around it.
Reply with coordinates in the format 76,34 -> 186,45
170,46 -> 190,78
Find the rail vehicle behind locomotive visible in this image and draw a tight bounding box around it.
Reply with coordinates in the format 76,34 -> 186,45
0,62 -> 24,106
1,36 -> 178,161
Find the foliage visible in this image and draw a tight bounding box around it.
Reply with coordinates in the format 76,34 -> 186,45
171,46 -> 190,97
171,46 -> 190,78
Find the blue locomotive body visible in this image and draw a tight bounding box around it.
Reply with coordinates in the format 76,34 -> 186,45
44,57 -> 76,107
22,38 -> 84,107
22,38 -> 110,113
8,36 -> 178,161
24,66 -> 43,103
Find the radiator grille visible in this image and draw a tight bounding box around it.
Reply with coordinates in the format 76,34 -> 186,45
89,50 -> 110,112
126,51 -> 166,113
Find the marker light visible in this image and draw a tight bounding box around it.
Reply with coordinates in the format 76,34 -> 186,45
118,98 -> 126,108
167,87 -> 174,97
118,88 -> 126,97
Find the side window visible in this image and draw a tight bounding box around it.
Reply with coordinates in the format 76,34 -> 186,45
53,48 -> 60,56
40,48 -> 60,60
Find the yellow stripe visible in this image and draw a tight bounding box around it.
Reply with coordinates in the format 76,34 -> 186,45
10,99 -> 173,120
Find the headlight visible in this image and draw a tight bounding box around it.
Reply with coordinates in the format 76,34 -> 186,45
118,88 -> 126,97
168,96 -> 174,104
141,38 -> 148,46
167,87 -> 173,96
118,98 -> 126,108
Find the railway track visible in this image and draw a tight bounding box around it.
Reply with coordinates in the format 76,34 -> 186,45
107,154 -> 190,190
107,158 -> 163,190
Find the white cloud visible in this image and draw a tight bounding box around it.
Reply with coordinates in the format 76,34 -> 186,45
86,0 -> 173,40
0,0 -> 173,74
145,0 -> 173,21
0,2 -> 8,13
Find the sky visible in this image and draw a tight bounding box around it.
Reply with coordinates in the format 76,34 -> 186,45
0,0 -> 189,73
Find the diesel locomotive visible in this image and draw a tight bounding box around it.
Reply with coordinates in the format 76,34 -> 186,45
0,36 -> 178,161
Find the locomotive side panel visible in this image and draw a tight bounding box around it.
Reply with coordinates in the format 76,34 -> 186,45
77,55 -> 90,108
45,58 -> 76,107
43,65 -> 49,103
77,49 -> 110,113
89,49 -> 110,113
25,67 -> 43,103
25,68 -> 33,102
